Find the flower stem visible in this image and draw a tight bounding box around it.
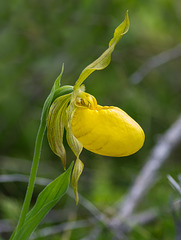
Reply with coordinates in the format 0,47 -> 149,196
10,84 -> 73,239
11,121 -> 46,238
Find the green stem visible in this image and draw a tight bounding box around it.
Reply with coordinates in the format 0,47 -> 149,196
12,121 -> 46,237
10,85 -> 73,239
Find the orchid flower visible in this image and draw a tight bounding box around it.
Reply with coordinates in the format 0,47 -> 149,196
47,11 -> 145,204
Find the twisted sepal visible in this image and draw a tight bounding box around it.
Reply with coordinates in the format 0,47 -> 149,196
72,158 -> 84,205
66,91 -> 84,204
74,11 -> 129,89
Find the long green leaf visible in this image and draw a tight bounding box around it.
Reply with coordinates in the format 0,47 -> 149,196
13,162 -> 73,240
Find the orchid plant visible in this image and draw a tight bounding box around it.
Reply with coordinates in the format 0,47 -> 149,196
10,11 -> 144,240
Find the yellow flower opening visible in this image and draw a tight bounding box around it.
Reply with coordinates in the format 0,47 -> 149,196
47,11 -> 145,204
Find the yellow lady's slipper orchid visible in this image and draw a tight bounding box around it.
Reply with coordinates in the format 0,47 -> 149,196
72,92 -> 145,157
47,11 -> 145,204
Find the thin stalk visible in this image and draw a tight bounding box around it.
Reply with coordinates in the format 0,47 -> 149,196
16,87 -> 74,227
10,85 -> 73,239
11,121 -> 46,238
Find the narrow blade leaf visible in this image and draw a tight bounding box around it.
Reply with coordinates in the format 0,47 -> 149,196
13,162 -> 73,240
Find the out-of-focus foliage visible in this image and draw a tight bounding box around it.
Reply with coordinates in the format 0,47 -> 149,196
0,0 -> 181,239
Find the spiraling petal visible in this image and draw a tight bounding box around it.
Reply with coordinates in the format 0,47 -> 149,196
74,11 -> 129,89
47,94 -> 71,169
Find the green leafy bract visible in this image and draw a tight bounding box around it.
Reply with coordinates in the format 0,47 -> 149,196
41,64 -> 65,124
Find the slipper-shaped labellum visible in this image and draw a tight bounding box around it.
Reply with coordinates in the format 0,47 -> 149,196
72,93 -> 145,157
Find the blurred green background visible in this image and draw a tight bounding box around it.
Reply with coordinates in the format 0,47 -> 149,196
0,0 -> 181,239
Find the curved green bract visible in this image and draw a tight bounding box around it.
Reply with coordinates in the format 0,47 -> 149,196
53,85 -> 73,102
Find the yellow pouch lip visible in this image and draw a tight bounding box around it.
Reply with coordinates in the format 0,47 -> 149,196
72,100 -> 145,158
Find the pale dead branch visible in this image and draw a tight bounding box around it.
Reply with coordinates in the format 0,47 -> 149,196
130,43 -> 181,84
0,174 -> 108,225
30,219 -> 94,239
110,114 -> 181,229
168,175 -> 181,195
0,219 -> 13,233
80,227 -> 102,240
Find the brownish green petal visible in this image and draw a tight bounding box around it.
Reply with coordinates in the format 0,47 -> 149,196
47,94 -> 71,169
